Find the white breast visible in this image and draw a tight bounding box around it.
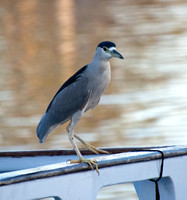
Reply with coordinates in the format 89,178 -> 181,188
85,61 -> 111,110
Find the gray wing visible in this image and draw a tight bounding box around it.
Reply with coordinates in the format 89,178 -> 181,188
36,66 -> 90,143
48,76 -> 90,124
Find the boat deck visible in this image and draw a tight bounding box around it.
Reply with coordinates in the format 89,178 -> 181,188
0,145 -> 187,200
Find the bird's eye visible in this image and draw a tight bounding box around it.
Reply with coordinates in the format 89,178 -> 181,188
103,47 -> 107,51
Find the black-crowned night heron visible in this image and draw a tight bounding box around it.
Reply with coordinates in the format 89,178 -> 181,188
36,41 -> 124,173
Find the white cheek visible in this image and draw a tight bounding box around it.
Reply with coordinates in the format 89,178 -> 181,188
103,51 -> 112,58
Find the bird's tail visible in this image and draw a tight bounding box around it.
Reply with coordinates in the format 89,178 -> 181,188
36,113 -> 58,143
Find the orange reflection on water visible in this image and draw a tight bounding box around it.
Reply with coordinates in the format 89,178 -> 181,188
0,0 -> 187,151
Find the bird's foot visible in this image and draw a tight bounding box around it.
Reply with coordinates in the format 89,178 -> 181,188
84,142 -> 109,155
74,135 -> 109,155
70,158 -> 99,175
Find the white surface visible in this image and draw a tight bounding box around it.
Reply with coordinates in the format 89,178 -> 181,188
0,155 -> 187,200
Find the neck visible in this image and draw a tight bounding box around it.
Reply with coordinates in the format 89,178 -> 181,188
90,57 -> 109,69
92,52 -> 110,64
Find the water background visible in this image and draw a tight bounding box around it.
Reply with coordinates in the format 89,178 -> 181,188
0,1 -> 187,199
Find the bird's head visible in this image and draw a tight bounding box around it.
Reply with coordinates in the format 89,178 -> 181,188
95,41 -> 124,60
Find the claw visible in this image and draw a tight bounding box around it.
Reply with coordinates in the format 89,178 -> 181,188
86,144 -> 109,155
70,158 -> 99,175
74,134 -> 110,155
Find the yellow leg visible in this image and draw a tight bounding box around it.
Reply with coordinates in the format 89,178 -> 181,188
66,118 -> 100,175
70,158 -> 99,175
74,134 -> 110,155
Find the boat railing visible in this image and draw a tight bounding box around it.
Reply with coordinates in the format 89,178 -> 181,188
0,145 -> 187,200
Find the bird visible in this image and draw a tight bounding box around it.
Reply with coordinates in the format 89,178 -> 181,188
36,41 -> 124,173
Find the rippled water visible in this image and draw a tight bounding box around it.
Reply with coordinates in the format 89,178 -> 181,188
0,0 -> 187,199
